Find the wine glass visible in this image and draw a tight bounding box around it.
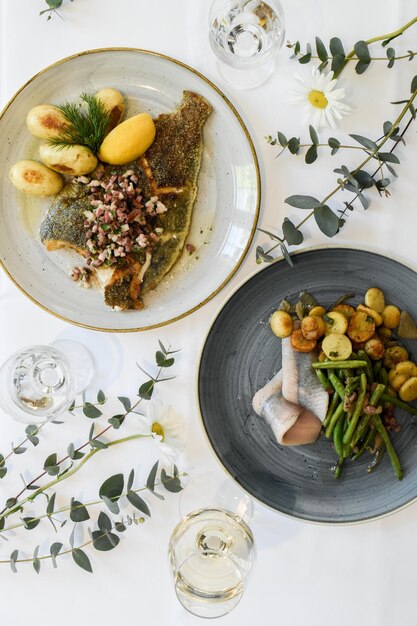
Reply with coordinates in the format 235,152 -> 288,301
168,471 -> 256,618
209,0 -> 285,89
0,342 -> 93,424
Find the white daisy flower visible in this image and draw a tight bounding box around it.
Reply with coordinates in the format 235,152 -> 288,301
291,67 -> 351,129
137,399 -> 186,467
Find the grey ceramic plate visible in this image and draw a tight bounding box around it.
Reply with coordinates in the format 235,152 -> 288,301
198,248 -> 417,524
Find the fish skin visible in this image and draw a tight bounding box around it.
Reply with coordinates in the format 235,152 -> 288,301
39,90 -> 213,309
281,337 -> 329,423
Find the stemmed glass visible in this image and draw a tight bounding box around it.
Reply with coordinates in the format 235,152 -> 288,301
168,472 -> 256,619
209,0 -> 285,89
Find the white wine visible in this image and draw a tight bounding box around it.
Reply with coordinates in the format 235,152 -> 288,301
169,508 -> 254,618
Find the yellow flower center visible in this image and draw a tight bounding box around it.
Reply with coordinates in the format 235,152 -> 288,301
151,422 -> 164,440
308,90 -> 328,109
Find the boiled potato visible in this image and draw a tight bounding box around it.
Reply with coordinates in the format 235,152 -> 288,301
377,327 -> 392,343
310,305 -> 326,317
399,376 -> 417,402
324,311 -> 348,335
382,305 -> 401,329
348,311 -> 375,343
270,310 -> 293,338
364,287 -> 385,313
39,143 -> 98,176
95,87 -> 125,130
9,160 -> 64,196
26,104 -> 69,139
322,333 -> 352,361
356,304 -> 382,327
383,345 -> 409,369
290,329 -> 317,353
98,112 -> 156,164
395,361 -> 417,377
388,368 -> 409,391
364,336 -> 385,360
331,303 -> 356,321
301,315 -> 326,340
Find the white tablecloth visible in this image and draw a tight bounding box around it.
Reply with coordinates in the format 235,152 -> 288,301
1,1 -> 417,624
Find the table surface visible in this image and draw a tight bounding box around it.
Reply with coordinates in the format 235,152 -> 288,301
1,1 -> 417,624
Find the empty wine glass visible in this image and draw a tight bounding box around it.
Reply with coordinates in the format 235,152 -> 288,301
0,342 -> 93,424
209,0 -> 285,89
168,470 -> 255,618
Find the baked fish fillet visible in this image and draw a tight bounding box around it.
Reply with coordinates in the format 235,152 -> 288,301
39,90 -> 213,309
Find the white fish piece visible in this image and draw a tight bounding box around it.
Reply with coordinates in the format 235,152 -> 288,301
252,369 -> 322,445
281,337 -> 329,422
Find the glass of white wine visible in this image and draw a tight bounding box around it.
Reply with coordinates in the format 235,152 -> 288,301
168,471 -> 255,618
169,508 -> 255,619
209,0 -> 285,89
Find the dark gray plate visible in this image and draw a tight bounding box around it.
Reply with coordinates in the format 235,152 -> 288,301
198,248 -> 417,523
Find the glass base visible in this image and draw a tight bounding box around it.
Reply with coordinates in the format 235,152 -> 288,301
50,340 -> 94,394
216,57 -> 275,90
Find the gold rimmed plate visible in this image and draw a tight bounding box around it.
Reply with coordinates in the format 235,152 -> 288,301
0,48 -> 260,331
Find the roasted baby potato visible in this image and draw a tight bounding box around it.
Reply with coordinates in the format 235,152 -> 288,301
388,368 -> 409,392
322,333 -> 352,361
383,345 -> 409,369
9,160 -> 64,196
399,376 -> 417,402
377,327 -> 392,343
270,310 -> 293,338
39,143 -> 98,176
331,303 -> 356,321
348,311 -> 375,343
356,304 -> 383,327
99,112 -> 156,165
309,305 -> 326,317
95,87 -> 125,130
364,287 -> 385,313
290,329 -> 317,353
381,305 -> 401,329
364,336 -> 385,361
395,361 -> 417,377
324,311 -> 348,335
26,104 -> 69,139
301,315 -> 326,340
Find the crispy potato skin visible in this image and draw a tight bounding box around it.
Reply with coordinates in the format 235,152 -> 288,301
332,303 -> 355,321
40,143 -> 98,176
383,345 -> 409,369
9,160 -> 64,196
301,315 -> 326,340
26,104 -> 69,139
357,304 -> 383,327
382,305 -> 401,329
364,336 -> 385,360
95,88 -> 125,130
348,311 -> 375,343
388,369 -> 409,391
290,329 -> 317,353
310,305 -> 326,317
395,361 -> 417,377
399,376 -> 417,402
365,288 -> 385,313
270,310 -> 293,338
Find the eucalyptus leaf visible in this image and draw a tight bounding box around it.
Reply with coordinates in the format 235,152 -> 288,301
314,205 -> 340,237
305,144 -> 318,164
70,498 -> 90,522
108,414 -> 125,429
161,469 -> 183,493
331,53 -> 346,73
127,469 -> 135,491
50,542 -> 63,568
146,461 -> 158,492
92,530 -> 120,551
22,517 -> 40,530
357,193 -> 370,209
97,389 -> 105,404
355,60 -> 371,74
67,443 -> 84,460
118,396 -> 131,412
256,246 -> 273,264
33,557 -> 41,574
90,439 -> 108,450
328,137 -> 340,155
282,218 -> 304,246
72,548 -> 93,573
115,521 -> 127,533
127,490 -> 151,516
139,380 -> 154,400
25,425 -> 38,436
98,511 -> 112,532
354,40 -> 371,63
315,36 -> 328,63
47,0 -> 63,8
277,131 -> 288,147
285,195 -> 322,209
279,242 -> 293,267
99,473 -> 124,502
329,37 -> 345,57
377,152 -> 400,164
349,134 -> 377,151
83,403 -> 102,419
309,125 -> 319,145
385,163 -> 398,178
298,53 -> 311,64
101,495 -> 120,514
14,447 -> 27,455
411,75 -> 417,92
353,170 -> 374,188
47,492 -> 56,516
383,121 -> 393,136
10,549 -> 18,573
287,137 -> 300,154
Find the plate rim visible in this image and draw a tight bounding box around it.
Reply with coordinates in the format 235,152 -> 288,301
0,47 -> 261,332
196,243 -> 417,525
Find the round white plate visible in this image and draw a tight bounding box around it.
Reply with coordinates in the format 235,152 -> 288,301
0,48 -> 260,331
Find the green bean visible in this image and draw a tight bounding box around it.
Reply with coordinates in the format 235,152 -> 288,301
373,359 -> 382,379
380,393 -> 417,416
325,402 -> 344,438
371,415 -> 403,480
334,458 -> 344,479
369,383 -> 386,407
312,360 -> 367,370
343,373 -> 367,445
328,372 -> 346,400
333,410 -> 345,457
315,369 -> 333,391
345,379 -> 360,396
350,352 -> 359,360
351,428 -> 375,461
358,350 -> 374,383
323,392 -> 340,428
380,367 -> 389,386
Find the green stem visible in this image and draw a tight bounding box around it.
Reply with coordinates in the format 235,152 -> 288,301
291,89 -> 417,237
0,424 -> 45,469
0,434 -> 151,522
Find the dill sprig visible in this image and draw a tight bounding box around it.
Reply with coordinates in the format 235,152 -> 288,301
48,92 -> 110,154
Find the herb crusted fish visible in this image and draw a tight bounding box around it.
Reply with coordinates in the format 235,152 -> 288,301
39,90 -> 213,309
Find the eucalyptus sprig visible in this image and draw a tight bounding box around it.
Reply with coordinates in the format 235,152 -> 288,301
40,0 -> 74,21
0,341 -> 183,573
287,15 -> 417,77
258,76 -> 417,266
